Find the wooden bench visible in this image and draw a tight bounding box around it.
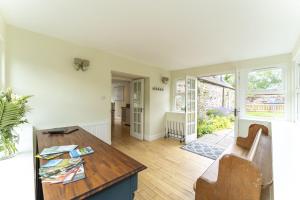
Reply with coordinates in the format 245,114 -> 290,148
194,124 -> 273,200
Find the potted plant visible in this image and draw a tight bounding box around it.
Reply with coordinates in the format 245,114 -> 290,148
0,88 -> 31,160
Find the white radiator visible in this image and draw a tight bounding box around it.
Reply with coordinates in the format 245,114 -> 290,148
165,112 -> 185,142
80,121 -> 110,144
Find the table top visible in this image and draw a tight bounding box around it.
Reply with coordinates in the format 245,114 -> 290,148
37,126 -> 146,200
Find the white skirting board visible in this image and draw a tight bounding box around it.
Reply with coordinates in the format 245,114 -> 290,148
144,133 -> 164,141
80,121 -> 111,144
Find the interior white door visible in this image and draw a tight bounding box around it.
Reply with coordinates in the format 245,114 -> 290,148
131,79 -> 144,140
185,76 -> 197,143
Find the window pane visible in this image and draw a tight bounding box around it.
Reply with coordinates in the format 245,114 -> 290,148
246,94 -> 284,118
248,68 -> 283,91
297,93 -> 300,121
175,94 -> 185,112
176,80 -> 185,93
297,65 -> 300,89
175,79 -> 186,112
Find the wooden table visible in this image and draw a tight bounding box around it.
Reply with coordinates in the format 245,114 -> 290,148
36,127 -> 146,200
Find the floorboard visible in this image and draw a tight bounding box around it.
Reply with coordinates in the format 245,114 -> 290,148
111,121 -> 214,200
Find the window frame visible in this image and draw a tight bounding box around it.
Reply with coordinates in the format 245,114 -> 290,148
173,78 -> 186,113
0,38 -> 4,90
295,62 -> 300,122
242,65 -> 287,120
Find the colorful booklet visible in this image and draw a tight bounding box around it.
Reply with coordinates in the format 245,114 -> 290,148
62,166 -> 81,184
41,164 -> 85,184
41,159 -> 63,168
63,164 -> 85,184
35,153 -> 63,160
69,146 -> 94,158
39,158 -> 83,178
40,145 -> 78,156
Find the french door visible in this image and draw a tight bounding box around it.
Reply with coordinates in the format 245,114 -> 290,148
234,69 -> 241,138
131,79 -> 144,140
185,76 -> 198,143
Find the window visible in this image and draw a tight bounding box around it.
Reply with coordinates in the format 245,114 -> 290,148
245,67 -> 285,118
0,41 -> 3,89
296,63 -> 300,121
174,79 -> 185,112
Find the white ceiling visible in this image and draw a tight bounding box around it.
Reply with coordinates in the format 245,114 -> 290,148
1,0 -> 300,70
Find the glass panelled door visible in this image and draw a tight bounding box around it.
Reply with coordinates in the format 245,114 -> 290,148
185,76 -> 197,143
234,69 -> 241,138
131,79 -> 144,140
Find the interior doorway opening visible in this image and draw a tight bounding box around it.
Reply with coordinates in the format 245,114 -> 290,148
111,71 -> 145,143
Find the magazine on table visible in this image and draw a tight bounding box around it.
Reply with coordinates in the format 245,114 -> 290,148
40,145 -> 78,156
42,164 -> 85,184
39,158 -> 85,184
39,158 -> 83,178
35,153 -> 63,160
69,146 -> 94,158
63,164 -> 85,184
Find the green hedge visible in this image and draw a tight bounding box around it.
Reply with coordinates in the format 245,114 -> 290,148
197,115 -> 233,137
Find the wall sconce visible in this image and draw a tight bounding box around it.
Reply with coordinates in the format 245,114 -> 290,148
74,58 -> 90,71
161,77 -> 169,84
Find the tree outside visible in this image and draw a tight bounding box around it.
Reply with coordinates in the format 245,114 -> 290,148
246,68 -> 284,118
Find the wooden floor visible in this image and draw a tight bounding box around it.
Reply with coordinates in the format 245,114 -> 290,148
111,121 -> 214,200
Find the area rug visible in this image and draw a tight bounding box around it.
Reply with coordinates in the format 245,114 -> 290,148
181,141 -> 225,160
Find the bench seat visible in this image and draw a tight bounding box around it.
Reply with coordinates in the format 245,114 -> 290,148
194,124 -> 273,200
199,143 -> 248,184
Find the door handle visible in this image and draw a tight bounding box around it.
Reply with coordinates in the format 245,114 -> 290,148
234,108 -> 240,117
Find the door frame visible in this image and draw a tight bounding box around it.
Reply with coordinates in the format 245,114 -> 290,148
111,71 -> 147,144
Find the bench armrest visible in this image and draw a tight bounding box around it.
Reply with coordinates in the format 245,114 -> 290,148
237,124 -> 269,150
195,154 -> 262,200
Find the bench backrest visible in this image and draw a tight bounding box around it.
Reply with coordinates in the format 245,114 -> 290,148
247,129 -> 262,161
236,124 -> 272,187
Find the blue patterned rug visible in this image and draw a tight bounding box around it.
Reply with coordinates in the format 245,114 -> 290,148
181,141 -> 225,160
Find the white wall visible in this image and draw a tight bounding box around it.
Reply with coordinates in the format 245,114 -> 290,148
292,36 -> 300,62
0,16 -> 5,39
6,25 -> 170,142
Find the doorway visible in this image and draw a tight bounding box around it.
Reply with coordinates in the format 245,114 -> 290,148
196,74 -> 236,147
173,74 -> 236,145
111,71 -> 145,142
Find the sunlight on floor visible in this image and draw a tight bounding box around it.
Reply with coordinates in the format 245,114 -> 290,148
111,121 -> 214,200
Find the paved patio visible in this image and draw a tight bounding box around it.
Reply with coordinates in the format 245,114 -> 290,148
197,129 -> 234,149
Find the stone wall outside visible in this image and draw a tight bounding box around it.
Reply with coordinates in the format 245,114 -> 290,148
197,80 -> 235,119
